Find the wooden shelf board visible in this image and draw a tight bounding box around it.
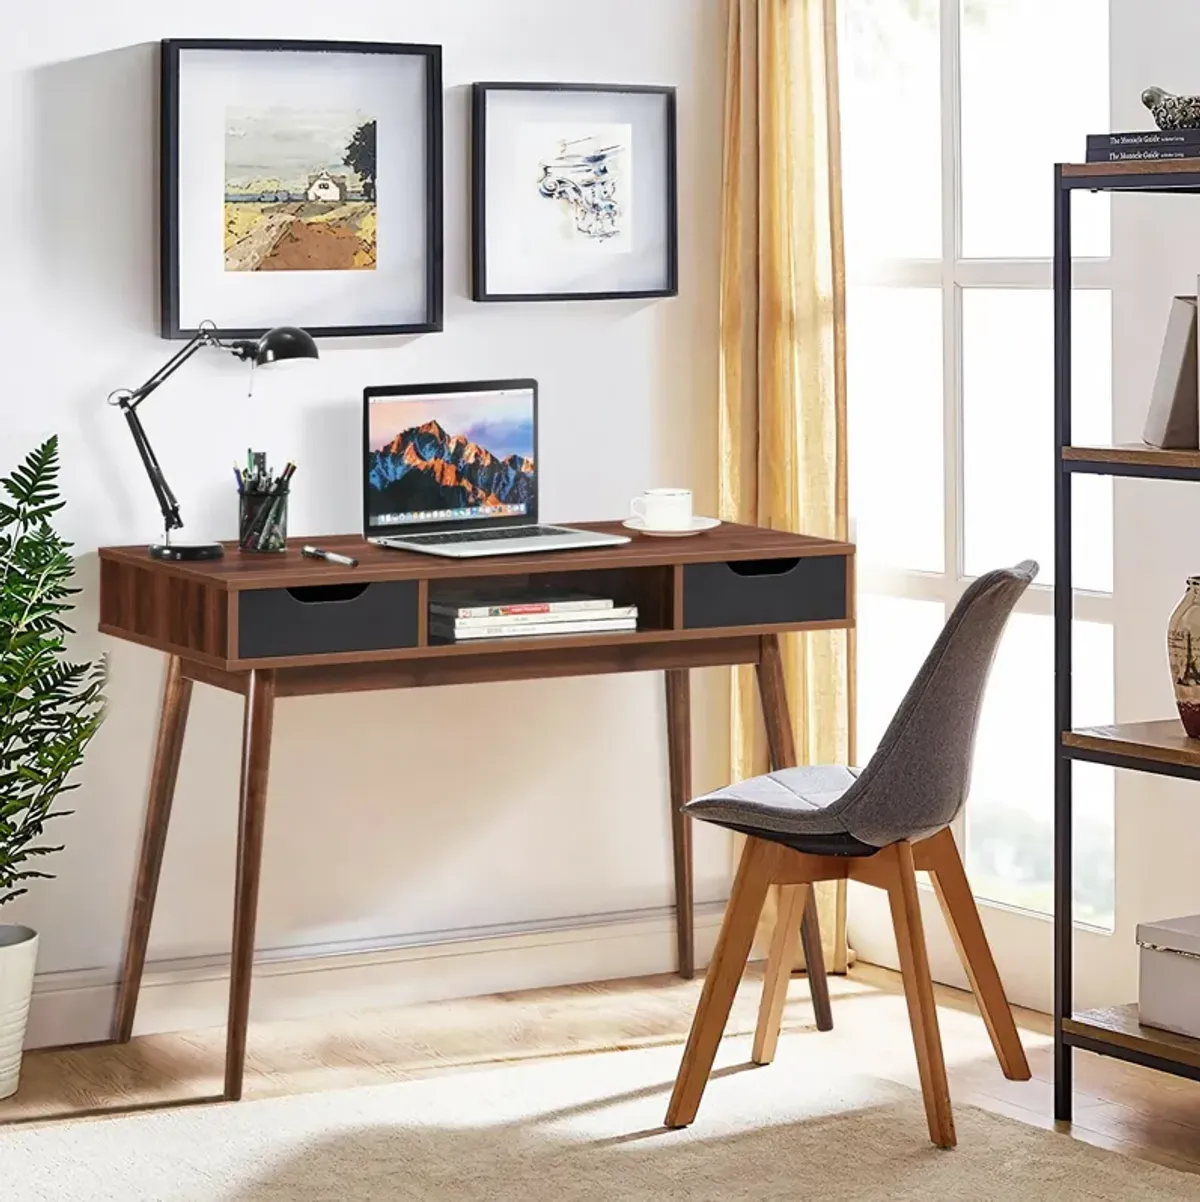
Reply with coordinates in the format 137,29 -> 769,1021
1063,721 -> 1200,770
1062,158 -> 1200,182
1064,1004 -> 1200,1073
1063,444 -> 1200,472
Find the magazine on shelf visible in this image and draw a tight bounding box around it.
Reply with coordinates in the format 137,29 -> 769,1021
444,604 -> 638,630
429,588 -> 614,619
430,616 -> 638,641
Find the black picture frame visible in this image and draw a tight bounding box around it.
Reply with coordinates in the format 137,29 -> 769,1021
160,38 -> 444,340
472,82 -> 678,303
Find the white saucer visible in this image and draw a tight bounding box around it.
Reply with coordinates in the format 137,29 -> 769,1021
622,516 -> 722,538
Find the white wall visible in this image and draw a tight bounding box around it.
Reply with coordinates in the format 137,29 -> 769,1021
1101,0 -> 1200,1003
2,0 -> 729,1042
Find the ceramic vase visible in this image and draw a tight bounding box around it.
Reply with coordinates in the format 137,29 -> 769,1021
1168,577 -> 1200,737
0,926 -> 38,1099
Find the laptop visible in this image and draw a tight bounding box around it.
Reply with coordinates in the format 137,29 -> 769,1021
363,379 -> 631,558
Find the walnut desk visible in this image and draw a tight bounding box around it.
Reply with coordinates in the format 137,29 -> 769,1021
98,521 -> 855,1100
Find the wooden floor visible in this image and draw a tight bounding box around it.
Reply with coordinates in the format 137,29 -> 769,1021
2,963 -> 1199,1175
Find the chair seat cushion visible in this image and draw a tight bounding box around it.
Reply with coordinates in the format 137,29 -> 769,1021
684,765 -> 867,845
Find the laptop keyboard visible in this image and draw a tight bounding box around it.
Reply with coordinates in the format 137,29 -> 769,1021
393,526 -> 571,547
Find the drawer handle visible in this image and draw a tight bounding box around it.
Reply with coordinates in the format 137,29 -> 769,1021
285,583 -> 370,604
725,558 -> 800,577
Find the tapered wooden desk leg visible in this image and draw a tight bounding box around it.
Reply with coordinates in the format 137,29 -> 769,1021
225,669 -> 276,1102
755,636 -> 834,1033
665,669 -> 694,979
113,656 -> 193,1043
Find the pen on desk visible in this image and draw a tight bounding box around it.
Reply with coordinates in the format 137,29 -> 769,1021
302,545 -> 358,567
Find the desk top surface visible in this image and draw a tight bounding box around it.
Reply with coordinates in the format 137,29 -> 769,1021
99,520 -> 854,591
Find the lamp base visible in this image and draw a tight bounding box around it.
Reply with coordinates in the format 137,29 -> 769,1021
149,541 -> 225,562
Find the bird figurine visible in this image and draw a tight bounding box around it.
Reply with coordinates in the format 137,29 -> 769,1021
1143,86 -> 1200,130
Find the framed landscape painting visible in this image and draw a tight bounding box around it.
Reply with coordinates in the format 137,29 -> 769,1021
161,39 -> 443,339
472,83 -> 677,302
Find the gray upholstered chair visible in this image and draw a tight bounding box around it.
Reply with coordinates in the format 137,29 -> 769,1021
665,561 -> 1038,1149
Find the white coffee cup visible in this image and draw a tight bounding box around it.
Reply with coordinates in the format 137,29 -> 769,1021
631,488 -> 693,531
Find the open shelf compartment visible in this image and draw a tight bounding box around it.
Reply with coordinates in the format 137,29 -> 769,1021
426,564 -> 676,645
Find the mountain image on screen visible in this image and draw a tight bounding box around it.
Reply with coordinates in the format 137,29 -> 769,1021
369,420 -> 535,516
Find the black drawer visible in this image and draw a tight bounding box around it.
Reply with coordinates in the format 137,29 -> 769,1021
682,556 -> 848,629
238,581 -> 419,659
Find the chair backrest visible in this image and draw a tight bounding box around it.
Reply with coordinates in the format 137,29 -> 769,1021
836,560 -> 1037,847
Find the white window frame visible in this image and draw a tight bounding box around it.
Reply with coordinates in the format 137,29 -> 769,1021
847,0 -> 1113,862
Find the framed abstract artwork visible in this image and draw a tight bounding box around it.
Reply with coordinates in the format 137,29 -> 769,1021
471,83 -> 677,302
160,39 -> 443,340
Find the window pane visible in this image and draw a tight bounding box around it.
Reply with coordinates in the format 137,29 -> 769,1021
962,289 -> 1112,591
841,0 -> 941,262
856,594 -> 947,762
966,613 -> 1114,927
961,0 -> 1109,257
849,288 -> 944,572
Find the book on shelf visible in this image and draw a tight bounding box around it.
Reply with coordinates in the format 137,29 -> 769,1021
443,604 -> 639,631
429,588 -> 614,619
430,615 -> 639,642
1088,130 -> 1200,150
1142,295 -> 1198,450
1086,146 -> 1199,164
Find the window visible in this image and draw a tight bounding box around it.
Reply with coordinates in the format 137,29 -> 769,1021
841,0 -> 1113,927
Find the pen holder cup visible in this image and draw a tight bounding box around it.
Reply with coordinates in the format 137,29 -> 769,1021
239,489 -> 289,553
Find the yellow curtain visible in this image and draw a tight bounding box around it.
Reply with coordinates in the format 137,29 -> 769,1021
719,0 -> 851,969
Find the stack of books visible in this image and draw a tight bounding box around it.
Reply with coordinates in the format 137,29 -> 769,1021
1087,131 -> 1200,163
429,588 -> 638,642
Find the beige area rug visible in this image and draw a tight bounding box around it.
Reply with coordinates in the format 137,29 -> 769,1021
0,1034 -> 1194,1201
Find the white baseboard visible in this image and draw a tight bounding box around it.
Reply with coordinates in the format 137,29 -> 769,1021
26,903 -> 725,1050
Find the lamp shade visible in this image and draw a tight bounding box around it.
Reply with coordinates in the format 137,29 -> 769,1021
252,326 -> 319,367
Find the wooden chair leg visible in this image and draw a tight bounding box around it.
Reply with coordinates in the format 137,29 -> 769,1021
752,883 -> 810,1065
923,828 -> 1031,1081
797,889 -> 834,1031
666,836 -> 777,1128
831,878 -> 850,975
885,842 -> 956,1149
225,669 -> 276,1102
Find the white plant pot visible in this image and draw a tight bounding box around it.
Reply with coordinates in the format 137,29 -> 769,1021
0,926 -> 38,1099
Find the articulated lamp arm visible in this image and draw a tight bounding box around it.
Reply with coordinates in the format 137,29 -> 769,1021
107,323 -> 317,555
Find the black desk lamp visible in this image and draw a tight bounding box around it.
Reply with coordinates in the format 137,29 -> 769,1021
108,322 -> 319,561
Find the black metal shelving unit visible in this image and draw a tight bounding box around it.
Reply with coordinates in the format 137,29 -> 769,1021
1055,157 -> 1200,1122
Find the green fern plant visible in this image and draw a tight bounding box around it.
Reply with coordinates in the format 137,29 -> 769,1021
0,437 -> 105,908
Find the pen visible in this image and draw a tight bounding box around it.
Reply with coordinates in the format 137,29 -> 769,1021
256,462 -> 296,549
243,462 -> 297,550
302,545 -> 358,567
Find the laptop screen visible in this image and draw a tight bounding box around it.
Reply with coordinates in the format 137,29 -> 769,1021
364,381 -> 537,532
